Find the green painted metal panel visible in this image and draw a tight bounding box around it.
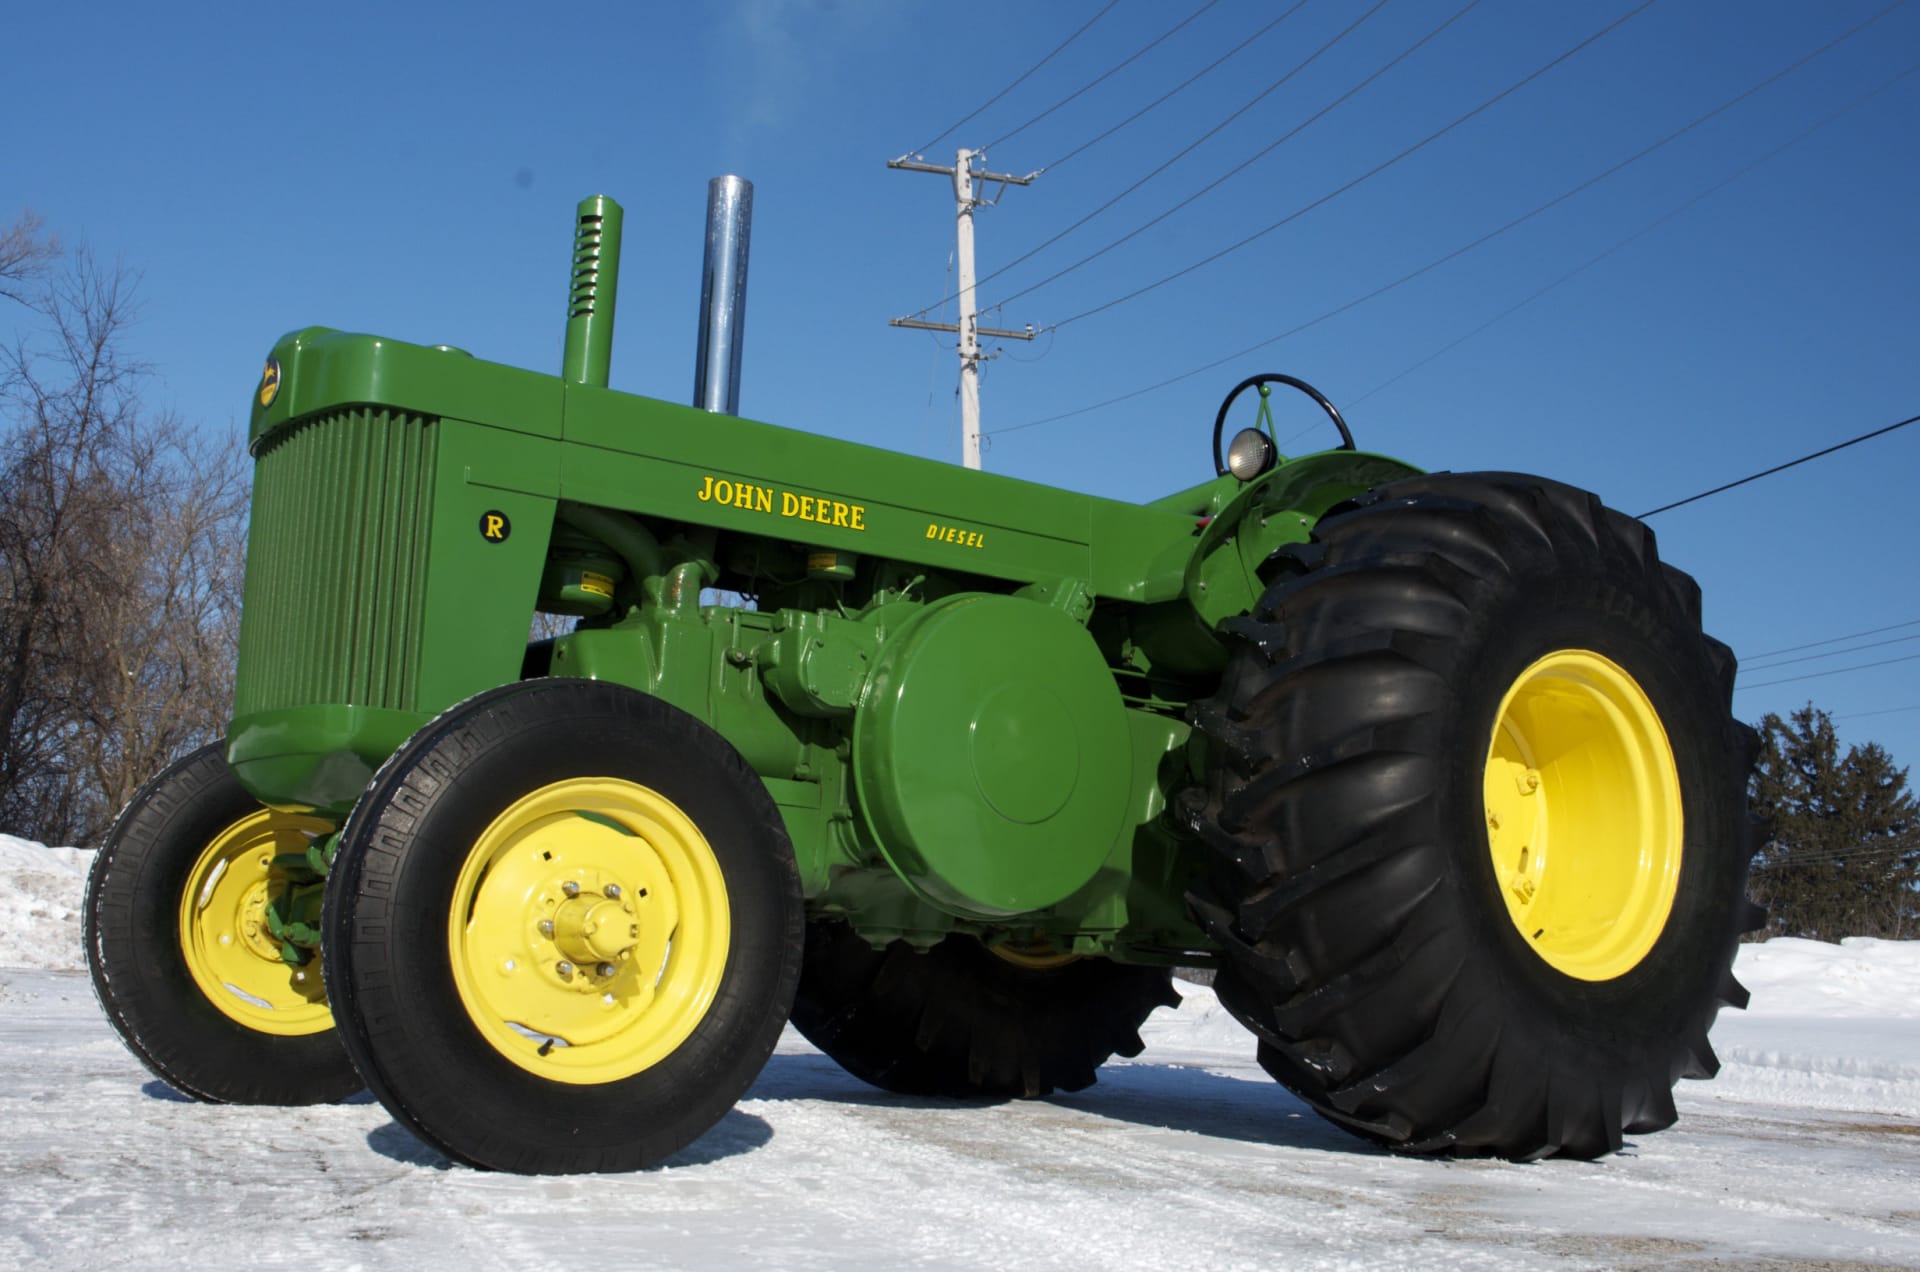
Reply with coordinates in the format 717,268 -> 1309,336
249,328 -> 562,452
560,384 -> 1208,597
410,420 -> 557,711
851,595 -> 1133,919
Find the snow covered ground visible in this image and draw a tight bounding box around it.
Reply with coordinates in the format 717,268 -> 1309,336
3,832 -> 1917,1270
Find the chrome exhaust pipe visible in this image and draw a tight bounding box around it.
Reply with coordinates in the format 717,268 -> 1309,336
693,175 -> 754,415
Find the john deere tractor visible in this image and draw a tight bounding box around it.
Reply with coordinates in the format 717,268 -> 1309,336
83,195 -> 1758,1174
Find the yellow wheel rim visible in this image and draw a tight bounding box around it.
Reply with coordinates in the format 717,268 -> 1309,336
1483,650 -> 1684,982
177,810 -> 336,1035
987,939 -> 1080,970
448,778 -> 730,1085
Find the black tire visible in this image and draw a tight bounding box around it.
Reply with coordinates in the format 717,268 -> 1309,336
84,743 -> 362,1105
1187,472 -> 1762,1160
790,919 -> 1180,1098
321,679 -> 804,1174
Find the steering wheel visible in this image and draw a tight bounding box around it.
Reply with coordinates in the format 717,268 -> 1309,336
1211,373 -> 1355,477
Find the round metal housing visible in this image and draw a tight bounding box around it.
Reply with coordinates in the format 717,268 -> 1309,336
852,595 -> 1132,919
1226,427 -> 1278,481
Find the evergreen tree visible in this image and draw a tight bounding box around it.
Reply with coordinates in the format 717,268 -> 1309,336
1746,704 -> 1918,941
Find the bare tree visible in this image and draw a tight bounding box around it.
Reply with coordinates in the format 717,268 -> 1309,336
0,211 -> 58,307
1,213 -> 248,845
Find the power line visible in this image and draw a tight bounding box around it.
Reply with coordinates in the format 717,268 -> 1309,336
1754,833 -> 1920,866
907,0 -> 1121,158
1759,842 -> 1917,868
988,1 -> 1907,440
1347,61 -> 1920,409
1038,1 -> 1314,173
1744,618 -> 1920,663
1839,704 -> 1920,721
1639,413 -> 1920,518
905,0 -> 1368,321
1030,0 -> 1657,328
983,1 -> 1220,153
1734,651 -> 1920,692
994,0 -> 1502,320
1739,633 -> 1920,674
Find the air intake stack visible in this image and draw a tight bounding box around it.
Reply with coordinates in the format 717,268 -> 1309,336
561,195 -> 624,388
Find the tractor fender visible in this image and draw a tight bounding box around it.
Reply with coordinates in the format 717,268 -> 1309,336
1181,450 -> 1423,630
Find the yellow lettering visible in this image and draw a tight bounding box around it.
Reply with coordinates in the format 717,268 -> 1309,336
968,532 -> 982,548
781,491 -> 799,516
755,485 -> 773,513
720,480 -> 741,506
814,492 -> 833,523
485,514 -> 505,539
850,505 -> 865,531
832,502 -> 850,528
696,475 -> 715,502
926,523 -> 939,539
797,495 -> 815,521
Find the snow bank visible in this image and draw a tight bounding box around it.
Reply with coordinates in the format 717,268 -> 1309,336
1705,936 -> 1920,1117
1733,935 -> 1920,1019
0,834 -> 93,972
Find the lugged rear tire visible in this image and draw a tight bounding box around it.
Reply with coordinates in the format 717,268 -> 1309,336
791,919 -> 1180,1098
1188,472 -> 1761,1160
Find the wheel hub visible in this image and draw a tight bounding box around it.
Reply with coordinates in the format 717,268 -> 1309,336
541,880 -> 642,980
237,877 -> 287,963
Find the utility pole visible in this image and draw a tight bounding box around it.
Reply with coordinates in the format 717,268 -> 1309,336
888,148 -> 1037,470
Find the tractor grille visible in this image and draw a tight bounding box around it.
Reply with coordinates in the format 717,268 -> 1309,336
233,408 -> 439,716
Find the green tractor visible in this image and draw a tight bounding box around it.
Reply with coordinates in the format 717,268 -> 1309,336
83,195 -> 1758,1174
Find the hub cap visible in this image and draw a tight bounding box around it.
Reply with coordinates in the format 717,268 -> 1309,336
177,810 -> 336,1035
448,779 -> 730,1084
1483,650 -> 1684,981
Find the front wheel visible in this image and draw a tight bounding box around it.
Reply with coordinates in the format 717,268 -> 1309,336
84,743 -> 362,1104
1189,473 -> 1761,1159
321,679 -> 804,1174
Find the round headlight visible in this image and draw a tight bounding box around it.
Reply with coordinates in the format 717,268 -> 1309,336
1226,427 -> 1276,481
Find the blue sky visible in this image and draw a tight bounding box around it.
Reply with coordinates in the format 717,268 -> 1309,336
6,0 -> 1917,768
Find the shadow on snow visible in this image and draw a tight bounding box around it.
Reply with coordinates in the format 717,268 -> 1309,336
361,1108 -> 777,1172
746,1050 -> 1370,1155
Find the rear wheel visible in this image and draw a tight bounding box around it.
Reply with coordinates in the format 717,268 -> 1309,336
84,743 -> 362,1104
321,679 -> 803,1174
1188,473 -> 1761,1159
791,919 -> 1179,1098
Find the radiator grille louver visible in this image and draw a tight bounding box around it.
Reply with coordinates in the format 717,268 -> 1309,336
233,409 -> 438,717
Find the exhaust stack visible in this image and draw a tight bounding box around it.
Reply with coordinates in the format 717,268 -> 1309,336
693,176 -> 754,414
562,195 -> 623,388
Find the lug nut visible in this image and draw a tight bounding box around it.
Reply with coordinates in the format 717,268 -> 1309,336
596,962 -> 617,978
603,883 -> 621,899
556,961 -> 575,978
562,881 -> 580,898
539,919 -> 555,937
